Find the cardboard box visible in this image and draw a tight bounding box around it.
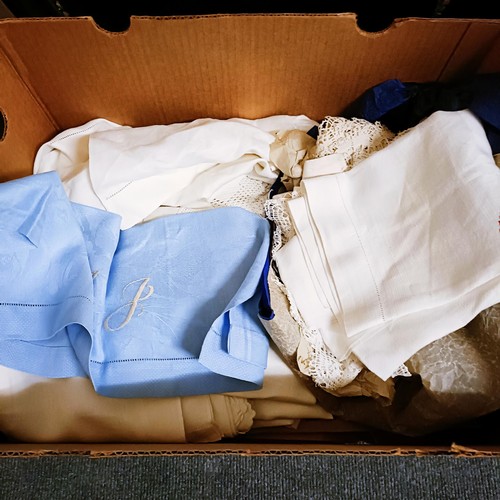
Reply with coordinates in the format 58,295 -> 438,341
0,14 -> 499,457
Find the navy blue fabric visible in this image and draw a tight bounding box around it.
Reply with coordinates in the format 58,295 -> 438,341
258,254 -> 274,321
345,74 -> 500,153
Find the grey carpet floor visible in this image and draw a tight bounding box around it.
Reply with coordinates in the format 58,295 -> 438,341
1,455 -> 499,499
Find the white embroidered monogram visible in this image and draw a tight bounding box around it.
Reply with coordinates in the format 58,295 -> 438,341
103,278 -> 154,332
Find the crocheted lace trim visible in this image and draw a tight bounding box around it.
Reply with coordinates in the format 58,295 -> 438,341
210,175 -> 270,217
313,116 -> 395,169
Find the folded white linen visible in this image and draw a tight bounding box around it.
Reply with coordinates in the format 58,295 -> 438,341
302,154 -> 348,178
34,115 -> 317,229
286,110 -> 500,379
33,118 -> 119,211
275,235 -> 352,358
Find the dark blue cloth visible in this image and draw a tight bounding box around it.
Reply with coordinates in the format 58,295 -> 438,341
345,73 -> 500,154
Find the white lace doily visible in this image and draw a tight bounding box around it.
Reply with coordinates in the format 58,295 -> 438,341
209,175 -> 270,216
270,264 -> 363,392
264,192 -> 297,257
313,116 -> 395,169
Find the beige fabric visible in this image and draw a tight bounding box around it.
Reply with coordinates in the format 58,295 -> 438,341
251,419 -> 299,429
330,370 -> 395,401
0,342 -> 327,443
181,395 -> 255,443
225,343 -> 317,405
0,366 -> 254,443
250,399 -> 333,421
269,129 -> 316,187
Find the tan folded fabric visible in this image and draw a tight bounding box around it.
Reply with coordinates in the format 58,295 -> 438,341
251,419 -> 299,429
225,343 -> 318,405
0,366 -> 255,443
250,399 -> 333,421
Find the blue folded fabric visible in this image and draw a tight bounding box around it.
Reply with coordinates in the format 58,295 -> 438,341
91,204 -> 271,397
0,172 -> 271,397
345,74 -> 500,154
0,172 -> 95,377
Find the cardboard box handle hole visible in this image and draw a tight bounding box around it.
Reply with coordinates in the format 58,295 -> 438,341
92,15 -> 131,34
356,14 -> 395,33
0,110 -> 6,142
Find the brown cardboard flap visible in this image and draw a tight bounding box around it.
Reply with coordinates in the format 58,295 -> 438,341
1,15 -> 496,127
440,22 -> 500,81
1,442 -> 499,458
0,47 -> 56,181
0,15 -> 499,181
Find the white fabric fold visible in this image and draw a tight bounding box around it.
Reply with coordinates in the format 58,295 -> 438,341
34,115 -> 317,229
287,197 -> 343,319
33,118 -> 121,210
237,115 -> 317,134
302,154 -> 347,178
275,235 -> 352,358
284,110 -> 500,379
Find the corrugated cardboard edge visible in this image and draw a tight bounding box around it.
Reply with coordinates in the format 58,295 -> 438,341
0,443 -> 499,458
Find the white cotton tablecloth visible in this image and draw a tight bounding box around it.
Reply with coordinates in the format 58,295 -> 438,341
283,110 -> 500,379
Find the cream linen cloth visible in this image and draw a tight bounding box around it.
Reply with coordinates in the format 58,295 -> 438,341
0,365 -> 254,443
280,110 -> 500,380
34,116 -> 316,229
0,344 -> 328,443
